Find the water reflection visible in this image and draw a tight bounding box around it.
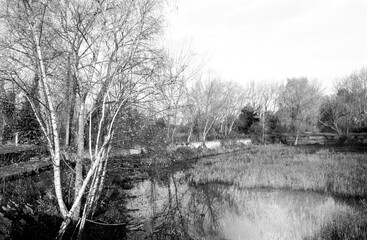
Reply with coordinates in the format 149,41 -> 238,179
125,172 -> 354,240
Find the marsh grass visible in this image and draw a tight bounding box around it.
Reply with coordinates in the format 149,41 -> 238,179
218,186 -> 356,240
189,145 -> 367,239
189,144 -> 367,198
305,201 -> 367,240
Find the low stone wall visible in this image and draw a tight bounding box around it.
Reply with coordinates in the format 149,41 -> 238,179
236,139 -> 251,145
185,138 -> 252,150
110,146 -> 146,157
203,140 -> 221,149
111,139 -> 252,157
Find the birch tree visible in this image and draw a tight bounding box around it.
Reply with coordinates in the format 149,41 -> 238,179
0,0 -> 168,238
188,74 -> 225,142
218,81 -> 246,137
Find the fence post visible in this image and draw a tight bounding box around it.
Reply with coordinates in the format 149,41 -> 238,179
15,132 -> 19,146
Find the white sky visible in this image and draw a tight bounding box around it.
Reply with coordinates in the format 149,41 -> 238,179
165,0 -> 367,94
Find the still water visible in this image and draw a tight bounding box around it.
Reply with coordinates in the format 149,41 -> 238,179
124,171 -> 357,240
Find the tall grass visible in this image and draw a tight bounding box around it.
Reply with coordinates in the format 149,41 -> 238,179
189,144 -> 367,197
305,201 -> 367,240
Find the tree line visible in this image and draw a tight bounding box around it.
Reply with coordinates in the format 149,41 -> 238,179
0,0 -> 366,238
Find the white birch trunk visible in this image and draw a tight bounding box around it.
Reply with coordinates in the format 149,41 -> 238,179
30,18 -> 68,217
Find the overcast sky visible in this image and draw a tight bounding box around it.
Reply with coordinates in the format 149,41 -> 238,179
165,0 -> 367,94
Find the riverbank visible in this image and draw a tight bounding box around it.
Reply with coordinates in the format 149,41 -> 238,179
189,144 -> 367,198
2,143 -> 367,239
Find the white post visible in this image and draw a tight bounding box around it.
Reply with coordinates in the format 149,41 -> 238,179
15,132 -> 19,146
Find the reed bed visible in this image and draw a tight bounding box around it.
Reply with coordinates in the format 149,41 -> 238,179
189,144 -> 367,198
305,201 -> 367,240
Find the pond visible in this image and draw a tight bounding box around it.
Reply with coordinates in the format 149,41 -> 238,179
123,171 -> 362,240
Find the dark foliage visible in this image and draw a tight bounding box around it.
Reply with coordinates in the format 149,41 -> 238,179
16,100 -> 43,145
1,91 -> 16,143
236,105 -> 260,134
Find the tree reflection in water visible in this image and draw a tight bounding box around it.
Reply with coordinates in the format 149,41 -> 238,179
125,171 -> 238,240
125,171 -> 356,240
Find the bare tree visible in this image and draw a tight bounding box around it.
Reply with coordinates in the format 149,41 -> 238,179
188,73 -> 226,142
318,95 -> 350,135
277,78 -> 322,145
154,41 -> 202,143
257,82 -> 279,143
217,81 -> 246,137
335,67 -> 367,131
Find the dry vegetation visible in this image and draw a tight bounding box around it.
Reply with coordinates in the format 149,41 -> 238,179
188,144 -> 367,239
189,144 -> 367,197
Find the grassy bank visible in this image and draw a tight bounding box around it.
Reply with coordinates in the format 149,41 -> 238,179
189,144 -> 367,198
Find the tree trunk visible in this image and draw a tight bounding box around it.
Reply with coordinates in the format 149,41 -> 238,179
74,99 -> 85,221
53,152 -> 68,218
31,20 -> 68,217
261,121 -> 266,144
171,127 -> 177,143
202,119 -> 215,142
220,121 -> 224,135
166,115 -> 171,143
64,54 -> 75,147
77,162 -> 102,239
93,156 -> 109,215
58,153 -> 104,239
202,132 -> 206,142
0,115 -> 5,143
187,124 -> 193,143
171,108 -> 179,143
294,131 -> 299,146
261,107 -> 266,144
228,119 -> 236,136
